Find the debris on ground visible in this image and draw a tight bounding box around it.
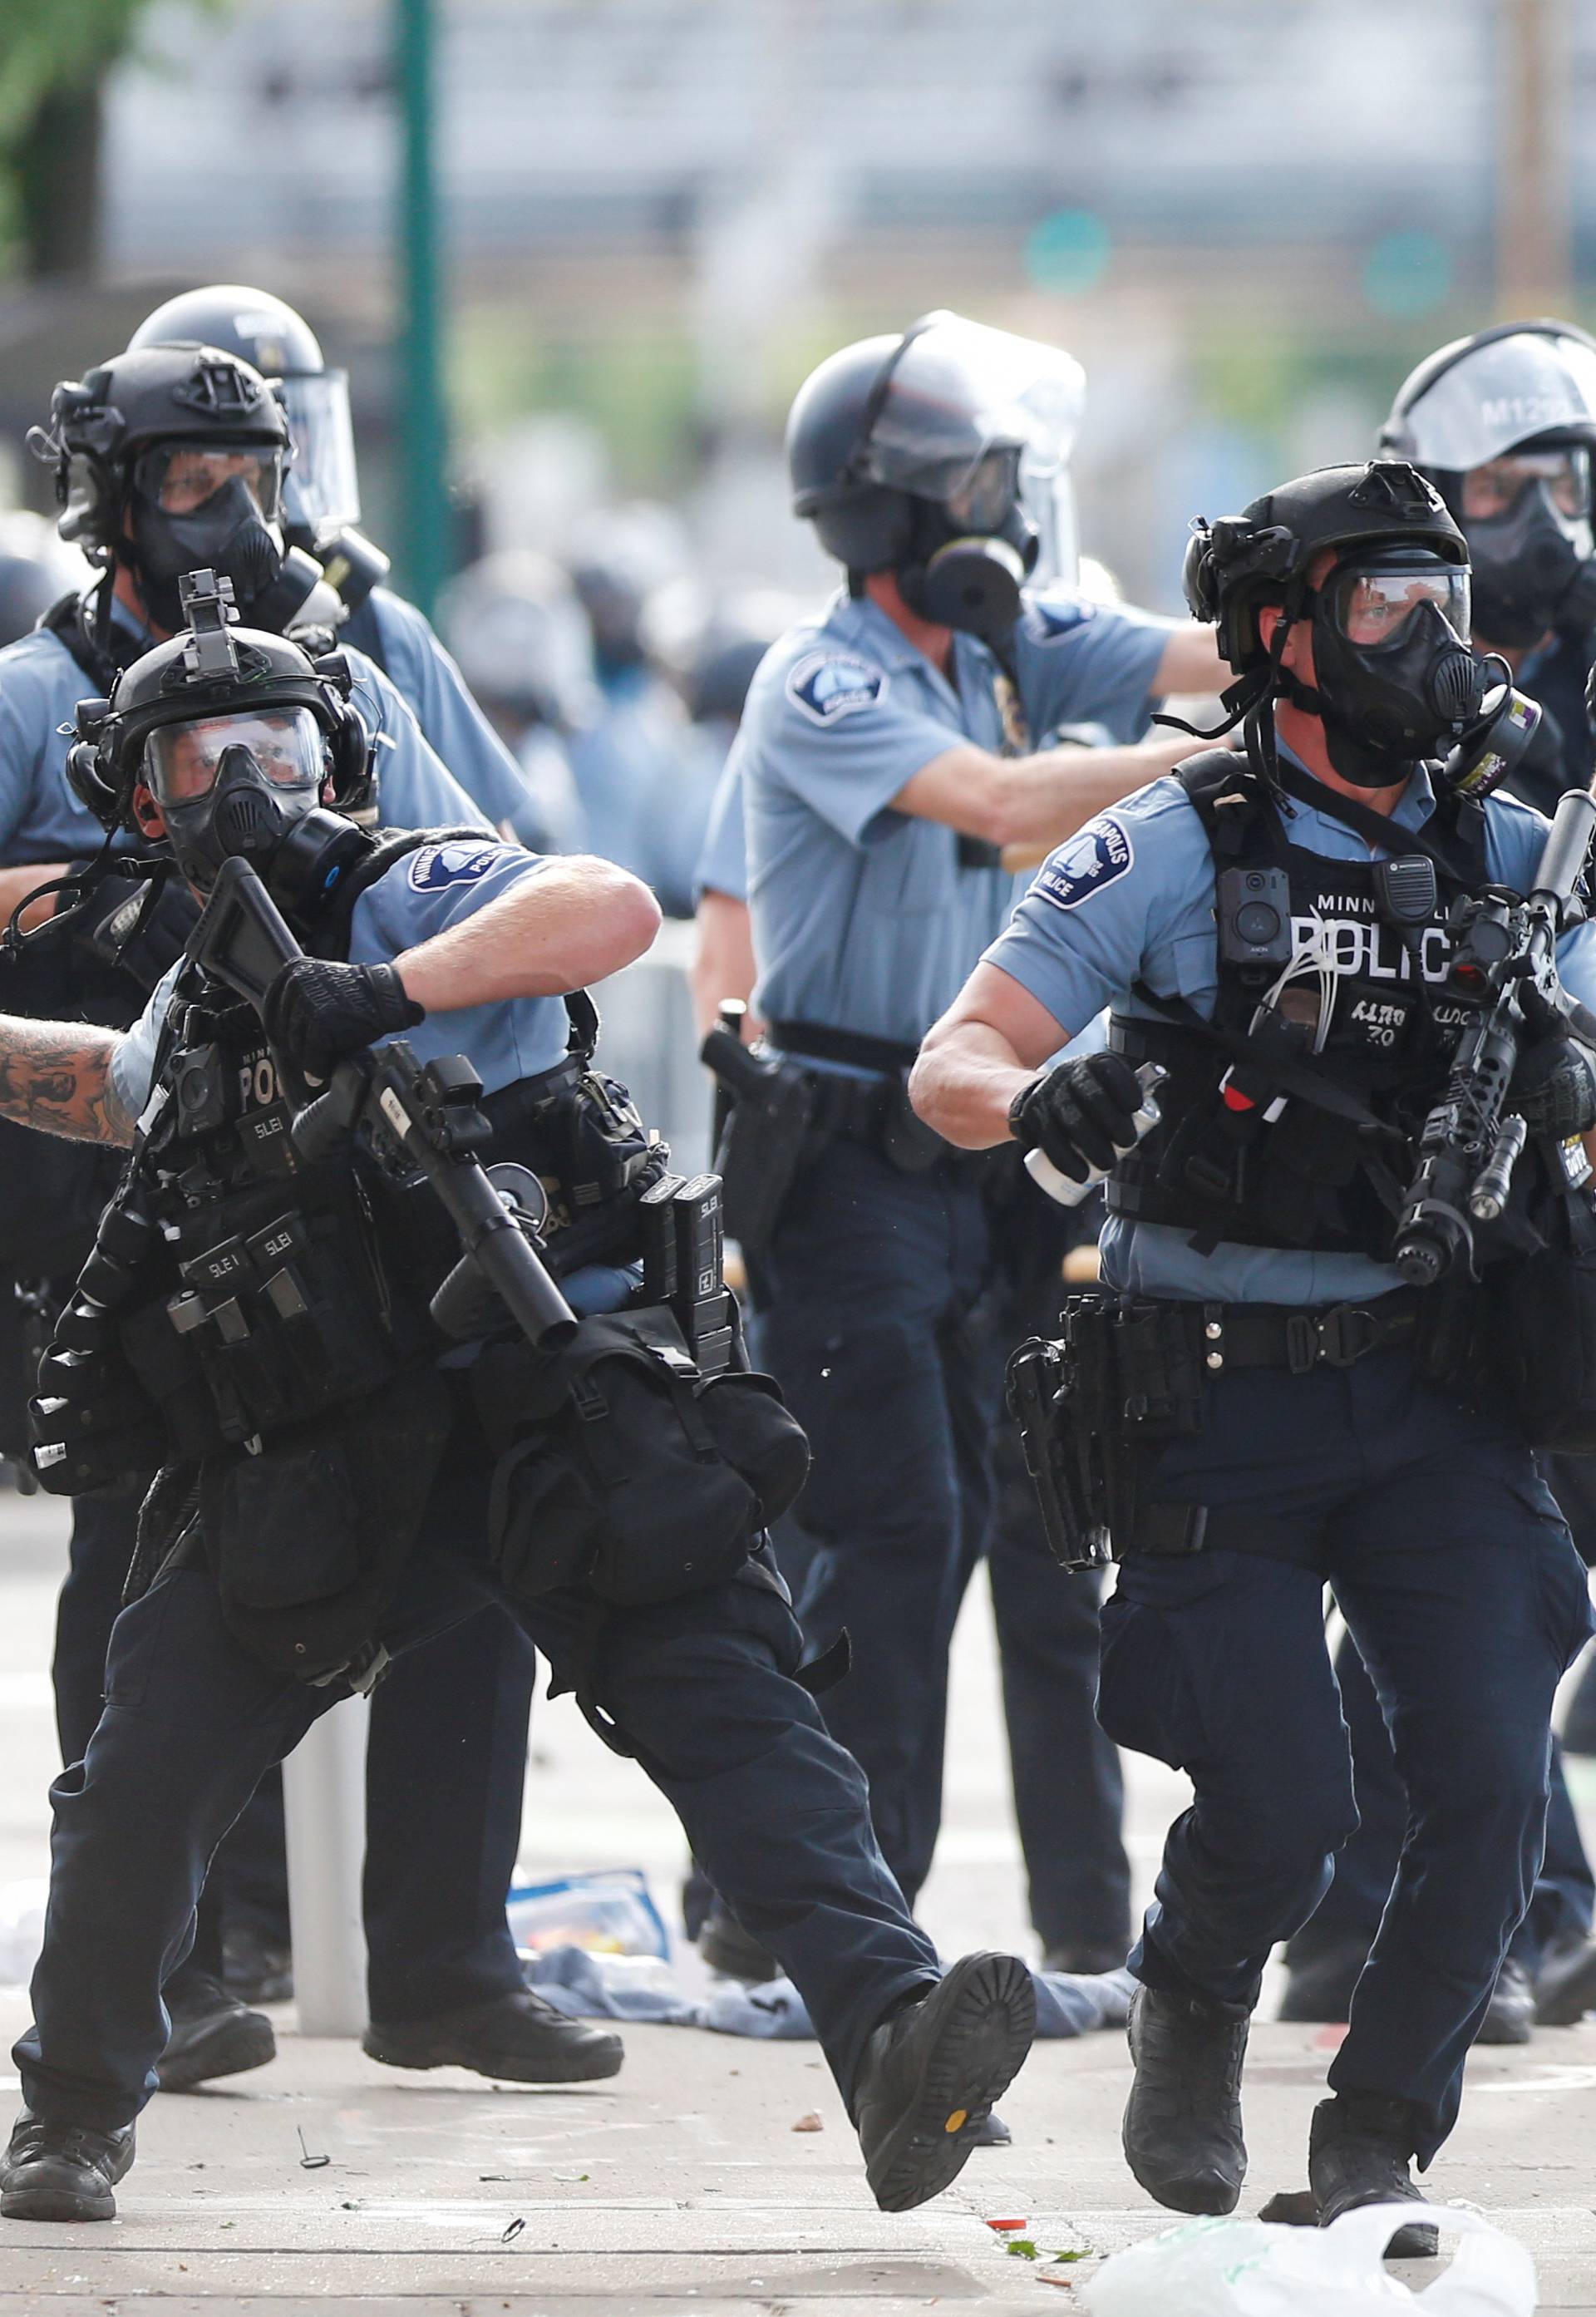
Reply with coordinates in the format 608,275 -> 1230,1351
791,2109 -> 824,2132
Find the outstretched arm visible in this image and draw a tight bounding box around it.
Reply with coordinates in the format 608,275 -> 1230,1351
0,1019 -> 135,1146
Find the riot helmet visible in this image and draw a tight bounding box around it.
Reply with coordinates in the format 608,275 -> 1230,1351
28,344 -> 293,636
1185,460 -> 1493,787
786,311 -> 1084,638
71,569 -> 372,912
1382,322 -> 1596,648
129,286 -> 361,544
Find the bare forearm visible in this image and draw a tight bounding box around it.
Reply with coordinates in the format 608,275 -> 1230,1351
396,856 -> 662,1011
0,863 -> 70,935
0,1018 -> 133,1144
909,1016 -> 1037,1149
689,891 -> 761,1041
988,736 -> 1195,849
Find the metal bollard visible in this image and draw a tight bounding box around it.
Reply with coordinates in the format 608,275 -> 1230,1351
282,1693 -> 370,2035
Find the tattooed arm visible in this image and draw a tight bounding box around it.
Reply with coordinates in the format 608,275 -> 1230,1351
0,1020 -> 135,1146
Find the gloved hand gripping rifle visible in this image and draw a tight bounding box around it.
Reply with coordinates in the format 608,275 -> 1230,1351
1393,785 -> 1596,1287
189,855 -> 579,1348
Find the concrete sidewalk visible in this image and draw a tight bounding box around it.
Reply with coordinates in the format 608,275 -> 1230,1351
0,1495 -> 1593,2311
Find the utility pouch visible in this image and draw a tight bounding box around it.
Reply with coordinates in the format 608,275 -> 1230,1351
470,1303 -> 810,1609
1486,1187 -> 1596,1451
200,1364 -> 454,1679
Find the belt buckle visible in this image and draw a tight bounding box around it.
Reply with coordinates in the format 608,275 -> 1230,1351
1286,1304 -> 1376,1373
1318,1304 -> 1377,1368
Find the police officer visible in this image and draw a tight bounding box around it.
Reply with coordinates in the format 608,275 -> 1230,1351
6,342 -> 549,2092
129,286 -> 537,841
1282,326 -> 1596,2038
911,458 -> 1596,2252
727,312 -> 1223,1940
125,287 -> 552,2003
0,594 -> 1035,2222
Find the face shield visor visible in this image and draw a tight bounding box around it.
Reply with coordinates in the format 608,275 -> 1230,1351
1020,460 -> 1080,590
145,706 -> 325,809
861,313 -> 1085,520
1328,561 -> 1473,652
1396,330 -> 1596,472
276,372 -> 361,535
1460,446 -> 1592,524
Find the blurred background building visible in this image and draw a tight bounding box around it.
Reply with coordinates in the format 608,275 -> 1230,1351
0,0 -> 1585,620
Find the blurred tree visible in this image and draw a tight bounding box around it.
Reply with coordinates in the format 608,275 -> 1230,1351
0,2 -> 225,280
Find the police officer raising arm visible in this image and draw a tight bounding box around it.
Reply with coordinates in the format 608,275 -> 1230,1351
913,461 -> 1596,2258
0,584 -> 1037,2226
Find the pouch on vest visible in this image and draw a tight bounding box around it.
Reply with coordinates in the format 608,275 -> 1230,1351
470,1304 -> 810,1609
200,1364 -> 454,1679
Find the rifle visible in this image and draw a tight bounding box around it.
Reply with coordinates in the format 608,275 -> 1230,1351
188,854 -> 579,1349
1392,785 -> 1596,1287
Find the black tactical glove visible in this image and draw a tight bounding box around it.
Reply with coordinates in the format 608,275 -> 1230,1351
264,958 -> 424,1083
1511,1031 -> 1596,1139
66,865 -> 200,992
1007,1051 -> 1144,1184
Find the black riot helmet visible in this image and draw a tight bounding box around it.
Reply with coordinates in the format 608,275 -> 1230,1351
1185,460 -> 1493,789
786,310 -> 1083,639
129,285 -> 363,550
1382,321 -> 1596,650
69,569 -> 372,914
27,343 -> 294,637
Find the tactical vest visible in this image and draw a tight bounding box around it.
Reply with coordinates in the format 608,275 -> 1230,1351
1106,751 -> 1492,1260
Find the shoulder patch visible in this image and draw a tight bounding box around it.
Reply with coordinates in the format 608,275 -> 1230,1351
406,841 -> 500,892
786,651 -> 889,725
1024,595 -> 1099,644
1034,815 -> 1135,912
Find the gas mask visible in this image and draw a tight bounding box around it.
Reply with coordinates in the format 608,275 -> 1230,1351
895,451 -> 1040,640
147,707 -> 363,915
1277,552 -> 1491,788
1456,449 -> 1596,648
126,443 -> 287,633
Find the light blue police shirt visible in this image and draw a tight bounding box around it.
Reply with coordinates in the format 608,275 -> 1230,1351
983,753 -> 1596,1306
694,754 -> 750,905
0,609 -> 490,868
362,587 -> 535,834
111,837 -> 569,1118
736,586 -> 1177,1050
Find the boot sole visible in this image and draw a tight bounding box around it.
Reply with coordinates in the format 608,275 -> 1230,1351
0,2177 -> 117,2222
156,2011 -> 277,2093
361,2026 -> 623,2083
864,1954 -> 1037,2214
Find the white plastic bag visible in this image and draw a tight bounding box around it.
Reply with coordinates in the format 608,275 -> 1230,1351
1085,2203 -> 1535,2317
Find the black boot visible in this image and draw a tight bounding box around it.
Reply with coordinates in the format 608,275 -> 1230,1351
698,1905 -> 779,1985
1277,1940 -> 1366,2025
362,1988 -> 623,2083
156,1970 -> 276,2093
853,1952 -> 1035,2213
1121,1982 -> 1249,2215
1475,1956 -> 1535,2046
0,2109 -> 135,2221
222,1922 -> 293,2006
1308,2092 -> 1437,2260
1534,1931 -> 1596,2026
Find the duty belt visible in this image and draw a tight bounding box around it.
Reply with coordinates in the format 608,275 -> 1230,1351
766,1021 -> 995,1180
1186,1289 -> 1421,1378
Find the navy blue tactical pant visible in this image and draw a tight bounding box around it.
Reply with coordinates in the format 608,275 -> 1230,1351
52,1490 -> 537,2024
759,1136 -> 1128,1940
1293,1634 -> 1594,1978
15,1428 -> 937,2134
1096,1342 -> 1594,2166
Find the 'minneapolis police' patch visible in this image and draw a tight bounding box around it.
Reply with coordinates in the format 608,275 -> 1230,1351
406,841 -> 500,891
1025,595 -> 1099,643
1034,815 -> 1134,910
786,652 -> 889,724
